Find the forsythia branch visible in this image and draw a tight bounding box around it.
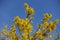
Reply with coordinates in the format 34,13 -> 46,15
0,3 -> 60,40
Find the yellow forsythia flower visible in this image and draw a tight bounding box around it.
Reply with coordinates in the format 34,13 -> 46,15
16,19 -> 24,27
29,36 -> 34,40
22,33 -> 28,40
16,21 -> 21,27
2,25 -> 7,36
27,24 -> 33,33
13,16 -> 21,23
24,3 -> 34,16
39,35 -> 44,40
2,29 -> 7,35
43,22 -> 49,26
27,24 -> 32,30
10,25 -> 16,32
22,33 -> 28,37
25,18 -> 29,24
35,30 -> 42,35
26,7 -> 34,15
48,21 -> 56,31
24,3 -> 29,9
13,34 -> 18,40
44,13 -> 52,18
42,17 -> 49,22
42,13 -> 52,22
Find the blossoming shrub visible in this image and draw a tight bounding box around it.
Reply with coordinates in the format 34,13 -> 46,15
0,3 -> 60,40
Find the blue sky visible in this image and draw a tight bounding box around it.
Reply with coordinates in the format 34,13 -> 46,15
0,0 -> 60,40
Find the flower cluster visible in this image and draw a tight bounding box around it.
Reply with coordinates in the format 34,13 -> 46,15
13,16 -> 33,40
24,3 -> 34,18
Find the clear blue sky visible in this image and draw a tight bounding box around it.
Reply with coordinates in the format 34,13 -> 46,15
0,0 -> 60,40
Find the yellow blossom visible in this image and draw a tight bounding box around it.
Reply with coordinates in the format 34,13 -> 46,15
39,35 -> 44,40
42,17 -> 49,22
44,13 -> 52,18
48,21 -> 56,31
16,21 -> 21,26
10,25 -> 16,32
22,33 -> 28,40
38,24 -> 44,28
35,30 -> 42,35
12,34 -> 18,40
2,29 -> 7,36
29,36 -> 34,40
27,24 -> 32,30
25,18 -> 29,23
16,19 -> 24,27
24,3 -> 34,16
22,32 -> 28,37
43,22 -> 49,26
42,13 -> 52,22
2,25 -> 7,36
24,3 -> 29,9
26,7 -> 34,15
13,16 -> 21,23
26,24 -> 33,33
43,22 -> 49,30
